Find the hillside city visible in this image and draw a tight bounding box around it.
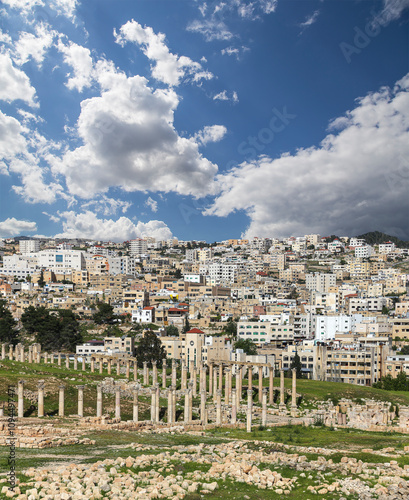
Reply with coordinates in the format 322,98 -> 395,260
1,232 -> 409,385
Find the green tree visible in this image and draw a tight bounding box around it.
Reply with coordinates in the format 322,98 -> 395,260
93,302 -> 115,324
182,317 -> 190,334
234,338 -> 258,355
166,325 -> 179,336
382,305 -> 390,315
135,331 -> 166,368
21,306 -> 82,351
290,352 -> 303,379
222,318 -> 237,338
0,300 -> 18,345
38,269 -> 45,288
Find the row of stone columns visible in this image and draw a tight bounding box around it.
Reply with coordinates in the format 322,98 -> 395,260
13,370 -> 298,429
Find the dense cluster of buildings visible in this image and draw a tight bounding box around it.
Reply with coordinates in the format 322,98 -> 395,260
0,233 -> 408,387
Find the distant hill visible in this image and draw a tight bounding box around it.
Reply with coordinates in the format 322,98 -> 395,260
356,231 -> 409,248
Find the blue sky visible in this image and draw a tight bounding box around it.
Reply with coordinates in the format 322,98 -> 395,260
0,0 -> 408,242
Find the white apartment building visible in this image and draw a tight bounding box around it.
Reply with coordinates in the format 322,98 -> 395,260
1,254 -> 39,278
19,239 -> 40,254
355,245 -> 374,258
314,314 -> 352,341
379,242 -> 396,254
350,238 -> 366,247
306,273 -> 336,292
131,306 -> 154,323
206,263 -> 238,285
348,297 -> 389,314
37,250 -> 86,273
108,256 -> 135,275
129,239 -> 148,256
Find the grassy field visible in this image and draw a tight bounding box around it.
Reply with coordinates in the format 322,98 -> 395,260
2,426 -> 408,499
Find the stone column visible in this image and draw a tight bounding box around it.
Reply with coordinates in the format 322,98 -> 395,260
28,347 -> 33,364
213,368 -> 218,403
90,356 -> 95,373
73,355 -> 77,370
50,352 -> 54,364
248,365 -> 253,392
134,359 -> 138,381
208,363 -> 213,396
36,351 -> 41,364
191,366 -> 197,397
9,345 -> 13,361
188,383 -> 193,422
82,357 -> 86,371
269,364 -> 274,405
20,346 -> 25,363
18,380 -> 25,418
107,358 -> 112,375
1,343 -> 6,360
225,368 -> 231,405
97,384 -> 103,417
291,368 -> 297,411
167,387 -> 173,424
258,366 -> 263,402
143,362 -> 148,385
231,388 -> 237,425
162,359 -> 167,389
116,360 -> 121,376
200,389 -> 207,425
171,360 -> 177,387
184,390 -> 190,424
151,388 -> 157,422
155,384 -> 160,423
133,386 -> 139,422
77,385 -> 84,417
99,358 -> 103,374
216,389 -> 222,425
58,353 -> 62,366
181,365 -> 188,390
115,386 -> 121,420
126,360 -> 130,379
44,352 -> 48,364
218,364 -> 223,393
262,388 -> 268,427
246,389 -> 253,433
65,356 -> 70,369
38,381 -> 45,417
237,366 -> 243,403
59,385 -> 65,417
279,369 -> 285,409
152,361 -> 158,385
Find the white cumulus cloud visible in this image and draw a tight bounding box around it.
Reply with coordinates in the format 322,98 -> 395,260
55,211 -> 173,242
13,24 -> 55,66
0,53 -> 38,107
115,20 -> 213,87
145,197 -> 158,213
206,74 -> 409,239
50,59 -> 220,199
57,38 -> 94,92
0,217 -> 37,237
193,125 -> 227,145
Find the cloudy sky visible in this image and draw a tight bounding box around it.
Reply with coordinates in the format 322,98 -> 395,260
0,0 -> 408,242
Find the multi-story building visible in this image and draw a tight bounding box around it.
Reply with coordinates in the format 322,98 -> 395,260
19,239 -> 40,254
314,343 -> 388,386
237,321 -> 294,345
306,273 -> 336,292
129,239 -> 148,256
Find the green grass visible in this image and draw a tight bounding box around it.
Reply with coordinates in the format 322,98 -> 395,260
208,425 -> 409,452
